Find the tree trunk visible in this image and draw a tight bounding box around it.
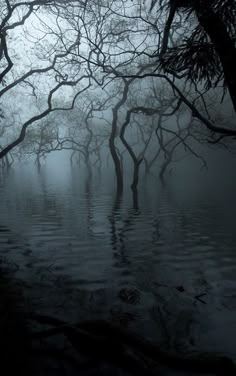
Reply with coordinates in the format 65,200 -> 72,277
109,80 -> 134,195
131,159 -> 142,192
159,156 -> 171,179
109,109 -> 123,195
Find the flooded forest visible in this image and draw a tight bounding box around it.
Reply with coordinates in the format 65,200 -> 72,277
0,1 -> 236,375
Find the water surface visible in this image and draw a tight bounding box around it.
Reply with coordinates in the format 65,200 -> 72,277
0,158 -> 236,359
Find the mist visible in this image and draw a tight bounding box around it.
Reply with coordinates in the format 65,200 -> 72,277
0,1 -> 236,375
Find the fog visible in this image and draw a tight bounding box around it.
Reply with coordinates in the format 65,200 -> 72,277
0,1 -> 236,375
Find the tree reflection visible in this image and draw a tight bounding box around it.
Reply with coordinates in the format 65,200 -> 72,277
108,191 -> 141,271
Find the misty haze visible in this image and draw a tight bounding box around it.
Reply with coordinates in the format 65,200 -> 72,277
0,1 -> 236,375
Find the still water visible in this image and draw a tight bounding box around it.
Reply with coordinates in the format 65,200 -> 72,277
0,156 -> 236,359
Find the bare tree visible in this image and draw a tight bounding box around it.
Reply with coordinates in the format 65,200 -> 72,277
0,0 -> 91,159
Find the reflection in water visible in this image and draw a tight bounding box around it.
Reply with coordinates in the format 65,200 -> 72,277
0,162 -> 236,356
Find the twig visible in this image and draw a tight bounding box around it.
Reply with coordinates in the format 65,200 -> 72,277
194,293 -> 207,304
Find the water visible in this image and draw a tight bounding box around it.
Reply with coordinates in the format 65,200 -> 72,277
0,158 -> 236,361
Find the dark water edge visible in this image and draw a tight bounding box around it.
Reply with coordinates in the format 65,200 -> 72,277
0,157 -> 236,374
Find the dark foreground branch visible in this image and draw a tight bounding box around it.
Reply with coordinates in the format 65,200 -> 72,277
29,313 -> 236,376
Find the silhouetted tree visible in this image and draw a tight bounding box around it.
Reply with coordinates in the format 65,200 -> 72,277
150,0 -> 236,110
